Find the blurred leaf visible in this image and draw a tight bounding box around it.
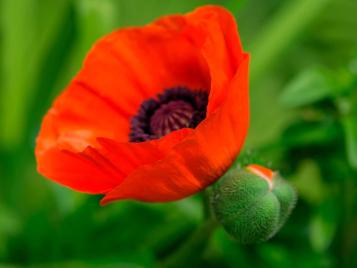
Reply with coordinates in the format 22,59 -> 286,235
280,69 -> 333,108
250,0 -> 333,82
7,197 -> 200,263
341,115 -> 357,169
309,198 -> 338,253
247,0 -> 333,148
259,242 -> 335,268
257,243 -> 292,268
310,216 -> 334,253
0,207 -> 21,235
0,206 -> 21,257
26,253 -> 154,268
310,0 -> 357,65
221,0 -> 247,15
48,184 -> 86,215
0,265 -> 20,268
291,160 -> 327,204
281,120 -> 339,147
208,228 -> 250,268
349,57 -> 357,74
0,0 -> 73,148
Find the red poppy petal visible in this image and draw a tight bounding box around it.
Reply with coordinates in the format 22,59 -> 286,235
71,5 -> 241,141
36,124 -> 193,194
100,54 -> 249,203
185,6 -> 244,113
36,5 -> 249,201
36,82 -> 130,155
37,5 -> 239,152
74,15 -> 210,141
95,128 -> 192,178
37,147 -> 119,193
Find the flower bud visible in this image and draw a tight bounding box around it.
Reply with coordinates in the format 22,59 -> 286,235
212,164 -> 297,244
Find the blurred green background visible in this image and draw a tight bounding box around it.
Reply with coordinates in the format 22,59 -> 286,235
0,0 -> 356,267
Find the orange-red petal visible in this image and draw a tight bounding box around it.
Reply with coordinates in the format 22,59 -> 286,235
184,6 -> 244,113
36,5 -> 250,202
101,54 -> 249,203
73,14 -> 211,143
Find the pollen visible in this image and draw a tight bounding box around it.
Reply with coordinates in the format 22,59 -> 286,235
129,87 -> 208,142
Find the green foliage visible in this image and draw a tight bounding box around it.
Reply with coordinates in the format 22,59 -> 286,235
0,0 -> 356,267
0,0 -> 73,148
280,68 -> 333,108
342,115 -> 357,169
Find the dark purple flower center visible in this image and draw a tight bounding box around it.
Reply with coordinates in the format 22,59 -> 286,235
130,87 -> 208,142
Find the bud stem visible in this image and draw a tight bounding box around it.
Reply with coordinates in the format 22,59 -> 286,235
203,187 -> 215,219
159,189 -> 218,268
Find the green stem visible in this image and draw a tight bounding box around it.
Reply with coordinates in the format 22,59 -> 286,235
159,189 -> 218,268
202,187 -> 215,219
159,218 -> 218,268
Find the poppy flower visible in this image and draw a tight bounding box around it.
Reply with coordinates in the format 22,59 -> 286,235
35,5 -> 250,204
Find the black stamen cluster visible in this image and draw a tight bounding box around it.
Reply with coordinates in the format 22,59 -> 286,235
129,87 -> 208,142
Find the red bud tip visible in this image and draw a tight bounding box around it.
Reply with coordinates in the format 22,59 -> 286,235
246,164 -> 275,190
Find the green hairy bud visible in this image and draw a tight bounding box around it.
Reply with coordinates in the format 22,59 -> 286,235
212,164 -> 297,244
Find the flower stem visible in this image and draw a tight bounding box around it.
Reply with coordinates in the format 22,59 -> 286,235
159,189 -> 218,268
159,218 -> 218,268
